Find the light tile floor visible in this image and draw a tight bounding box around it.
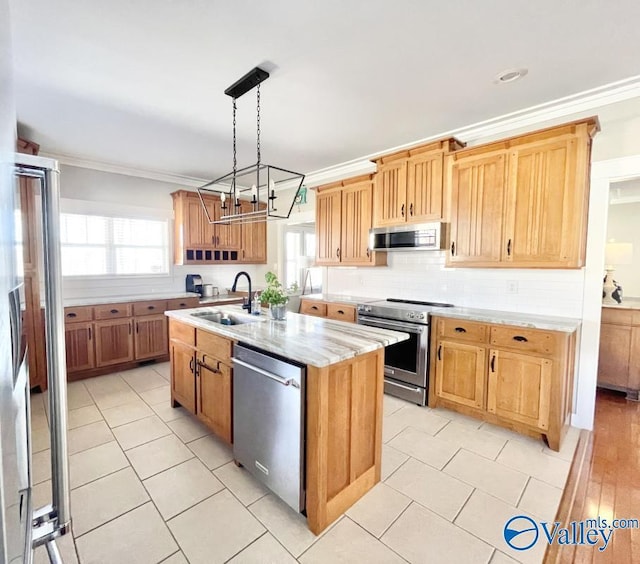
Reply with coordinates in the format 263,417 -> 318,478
31,364 -> 579,564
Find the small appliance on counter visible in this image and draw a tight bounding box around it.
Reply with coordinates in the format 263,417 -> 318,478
186,274 -> 203,296
202,284 -> 219,298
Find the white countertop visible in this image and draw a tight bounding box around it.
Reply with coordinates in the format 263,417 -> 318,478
603,297 -> 640,310
63,292 -> 200,307
430,306 -> 581,333
166,305 -> 409,368
300,293 -> 379,305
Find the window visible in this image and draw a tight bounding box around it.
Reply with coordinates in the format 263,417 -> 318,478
283,224 -> 322,293
60,213 -> 169,277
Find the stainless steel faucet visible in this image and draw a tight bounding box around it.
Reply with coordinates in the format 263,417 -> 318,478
231,271 -> 252,313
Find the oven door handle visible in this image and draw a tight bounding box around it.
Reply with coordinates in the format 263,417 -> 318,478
357,316 -> 425,334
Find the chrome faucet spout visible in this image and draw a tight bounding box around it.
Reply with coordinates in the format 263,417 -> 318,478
231,271 -> 253,313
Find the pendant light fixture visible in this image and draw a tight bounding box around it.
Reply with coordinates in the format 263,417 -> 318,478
197,67 -> 305,224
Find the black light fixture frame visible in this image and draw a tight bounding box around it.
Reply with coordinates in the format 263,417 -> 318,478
198,66 -> 305,225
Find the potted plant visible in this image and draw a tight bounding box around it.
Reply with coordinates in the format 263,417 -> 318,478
261,271 -> 293,320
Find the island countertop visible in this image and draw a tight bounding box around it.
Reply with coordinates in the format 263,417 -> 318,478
165,305 -> 409,367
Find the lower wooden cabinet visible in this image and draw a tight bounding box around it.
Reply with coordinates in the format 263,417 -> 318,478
65,322 -> 95,373
598,307 -> 640,399
299,299 -> 357,323
169,320 -> 234,444
94,318 -> 134,367
429,316 -> 576,451
196,351 -> 232,443
134,314 -> 168,360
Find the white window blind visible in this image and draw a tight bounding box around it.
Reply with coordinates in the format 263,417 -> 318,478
60,213 -> 169,277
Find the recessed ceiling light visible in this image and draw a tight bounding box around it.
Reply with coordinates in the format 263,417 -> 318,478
495,68 -> 528,84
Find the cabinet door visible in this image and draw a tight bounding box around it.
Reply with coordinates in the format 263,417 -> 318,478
240,200 -> 267,263
629,327 -> 640,394
373,160 -> 407,227
186,194 -> 216,248
197,352 -> 232,443
448,152 -> 506,265
215,214 -> 242,250
434,340 -> 486,409
487,349 -> 552,431
170,340 -> 196,414
406,152 -> 444,222
65,322 -> 95,373
134,314 -> 168,360
315,189 -> 342,265
505,137 -> 583,267
341,181 -> 374,264
597,323 -> 631,390
94,319 -> 134,367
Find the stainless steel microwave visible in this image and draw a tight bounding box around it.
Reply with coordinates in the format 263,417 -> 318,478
369,222 -> 447,251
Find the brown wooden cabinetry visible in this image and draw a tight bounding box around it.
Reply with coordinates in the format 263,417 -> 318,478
65,322 -> 95,374
172,190 -> 266,265
598,307 -> 640,400
299,299 -> 356,323
372,138 -> 463,227
315,175 -> 386,266
94,318 -> 134,367
169,320 -> 235,444
446,118 -> 599,268
429,316 -> 576,451
135,314 -> 168,360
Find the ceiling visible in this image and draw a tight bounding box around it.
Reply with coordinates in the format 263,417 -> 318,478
10,0 -> 640,180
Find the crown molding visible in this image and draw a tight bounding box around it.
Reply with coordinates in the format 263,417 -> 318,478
304,74 -> 640,184
39,151 -> 208,187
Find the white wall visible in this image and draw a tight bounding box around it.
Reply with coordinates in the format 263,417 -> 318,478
59,165 -> 276,299
606,201 -> 640,297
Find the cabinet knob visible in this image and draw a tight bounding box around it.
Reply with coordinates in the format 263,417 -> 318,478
513,335 -> 528,342
454,327 -> 466,333
147,305 -> 155,310
110,309 -> 118,314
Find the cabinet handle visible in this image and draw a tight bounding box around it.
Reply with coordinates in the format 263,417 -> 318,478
311,306 -> 318,310
336,247 -> 341,258
451,241 -> 455,256
490,354 -> 496,372
437,344 -> 442,360
401,204 -> 405,218
67,312 -> 77,318
199,355 -> 220,374
513,335 -> 528,342
128,322 -> 132,335
366,247 -> 371,258
88,327 -> 92,340
147,305 -> 155,310
189,357 -> 195,373
136,322 -> 139,333
409,203 -> 414,216
454,327 -> 467,333
179,303 -> 186,307
337,310 -> 344,315
507,239 -> 512,257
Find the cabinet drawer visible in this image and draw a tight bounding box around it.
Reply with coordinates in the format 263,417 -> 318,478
601,308 -> 633,325
64,306 -> 93,323
326,303 -> 356,323
196,330 -> 233,364
167,297 -> 200,310
300,300 -> 327,317
94,303 -> 132,320
169,320 -> 195,346
133,300 -> 168,316
438,318 -> 488,342
490,326 -> 556,355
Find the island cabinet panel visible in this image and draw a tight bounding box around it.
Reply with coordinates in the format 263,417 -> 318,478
94,318 -> 134,367
196,352 -> 232,443
429,315 -> 576,451
170,339 -> 196,414
134,314 -> 168,360
65,322 -> 95,373
306,348 -> 384,535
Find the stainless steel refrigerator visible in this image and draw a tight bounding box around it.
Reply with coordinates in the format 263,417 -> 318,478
1,151 -> 72,563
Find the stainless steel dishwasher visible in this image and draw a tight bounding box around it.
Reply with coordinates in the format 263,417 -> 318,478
232,343 -> 306,512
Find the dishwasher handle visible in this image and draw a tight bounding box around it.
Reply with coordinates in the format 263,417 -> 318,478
231,357 -> 300,388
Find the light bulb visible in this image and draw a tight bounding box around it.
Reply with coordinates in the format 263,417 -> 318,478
251,184 -> 257,197
220,192 -> 226,202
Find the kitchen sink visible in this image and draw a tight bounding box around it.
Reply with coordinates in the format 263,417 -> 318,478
190,310 -> 257,325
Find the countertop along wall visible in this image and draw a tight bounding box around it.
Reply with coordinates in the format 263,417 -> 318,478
58,164 -> 277,300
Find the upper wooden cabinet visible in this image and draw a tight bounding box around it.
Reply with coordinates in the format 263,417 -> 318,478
372,138 -> 464,227
446,118 -> 599,268
315,175 -> 386,266
172,190 -> 266,265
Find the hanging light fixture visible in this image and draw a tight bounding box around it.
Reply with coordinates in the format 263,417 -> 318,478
197,67 -> 305,224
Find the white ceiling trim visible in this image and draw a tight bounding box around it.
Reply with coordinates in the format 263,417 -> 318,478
43,74 -> 640,189
40,151 -> 208,187
304,74 -> 640,187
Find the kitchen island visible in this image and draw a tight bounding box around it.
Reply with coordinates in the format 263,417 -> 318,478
165,305 -> 408,534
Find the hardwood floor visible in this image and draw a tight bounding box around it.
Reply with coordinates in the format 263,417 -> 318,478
546,389 -> 640,563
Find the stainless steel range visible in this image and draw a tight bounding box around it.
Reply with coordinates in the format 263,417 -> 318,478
356,298 -> 453,405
